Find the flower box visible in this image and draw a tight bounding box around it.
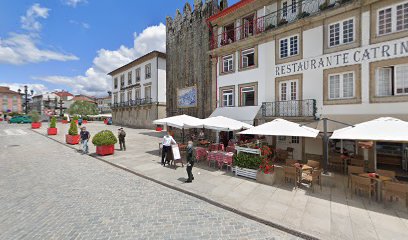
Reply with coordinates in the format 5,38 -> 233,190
61,120 -> 68,124
47,128 -> 58,135
234,167 -> 258,180
96,145 -> 115,156
66,134 -> 80,145
256,171 -> 276,186
31,122 -> 41,129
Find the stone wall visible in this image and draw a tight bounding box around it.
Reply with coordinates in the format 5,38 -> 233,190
166,0 -> 226,118
112,104 -> 166,129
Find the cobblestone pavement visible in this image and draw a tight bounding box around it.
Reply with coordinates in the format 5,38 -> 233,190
0,124 -> 300,240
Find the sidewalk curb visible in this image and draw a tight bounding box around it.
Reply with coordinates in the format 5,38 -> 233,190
31,130 -> 319,240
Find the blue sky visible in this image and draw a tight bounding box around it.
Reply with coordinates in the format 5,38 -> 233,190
0,0 -> 238,96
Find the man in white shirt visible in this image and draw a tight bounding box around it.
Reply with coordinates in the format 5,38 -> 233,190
162,132 -> 176,166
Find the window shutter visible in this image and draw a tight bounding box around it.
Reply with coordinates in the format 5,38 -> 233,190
242,56 -> 248,68
395,65 -> 408,94
376,68 -> 392,96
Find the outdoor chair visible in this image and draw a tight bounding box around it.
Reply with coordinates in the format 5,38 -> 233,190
207,152 -> 217,168
195,147 -> 208,164
350,157 -> 364,167
306,160 -> 320,170
215,152 -> 224,168
382,181 -> 408,208
329,155 -> 344,173
284,166 -> 298,188
276,150 -> 289,162
285,159 -> 298,166
226,146 -> 236,154
220,152 -> 234,172
348,166 -> 364,188
303,169 -> 322,192
350,174 -> 376,203
376,169 -> 397,180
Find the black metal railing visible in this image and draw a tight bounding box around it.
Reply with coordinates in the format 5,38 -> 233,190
211,0 -> 354,49
111,98 -> 154,109
262,99 -> 317,118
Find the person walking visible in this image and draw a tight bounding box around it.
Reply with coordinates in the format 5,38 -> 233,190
118,128 -> 126,151
161,132 -> 176,166
78,117 -> 83,127
80,126 -> 90,154
185,141 -> 194,183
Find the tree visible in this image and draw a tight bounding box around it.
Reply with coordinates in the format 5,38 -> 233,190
68,101 -> 98,116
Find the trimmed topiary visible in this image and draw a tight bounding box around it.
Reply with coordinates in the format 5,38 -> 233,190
50,116 -> 57,128
92,130 -> 117,146
68,120 -> 78,136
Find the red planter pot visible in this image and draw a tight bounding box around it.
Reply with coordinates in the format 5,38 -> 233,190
103,119 -> 108,124
74,120 -> 78,124
96,145 -> 115,156
156,127 -> 163,132
47,128 -> 58,135
31,122 -> 41,129
83,120 -> 88,124
66,134 -> 80,145
61,120 -> 68,124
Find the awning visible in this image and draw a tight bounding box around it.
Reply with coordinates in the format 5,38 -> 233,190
238,118 -> 319,138
185,116 -> 253,131
330,117 -> 408,142
152,114 -> 203,129
209,106 -> 261,125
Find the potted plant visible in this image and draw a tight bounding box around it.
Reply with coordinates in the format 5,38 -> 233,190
82,116 -> 88,124
65,120 -> 80,145
29,111 -> 41,129
47,116 -> 58,135
61,116 -> 68,124
73,115 -> 79,124
92,130 -> 117,156
265,24 -> 275,31
278,18 -> 288,27
297,11 -> 310,19
233,153 -> 263,179
256,146 -> 276,185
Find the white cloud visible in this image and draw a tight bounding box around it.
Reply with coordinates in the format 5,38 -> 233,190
64,0 -> 88,7
0,33 -> 79,65
35,23 -> 166,97
0,82 -> 50,95
20,3 -> 50,31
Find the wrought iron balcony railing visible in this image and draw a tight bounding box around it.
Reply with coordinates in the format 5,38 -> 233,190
262,99 -> 317,118
111,98 -> 154,109
210,0 -> 354,49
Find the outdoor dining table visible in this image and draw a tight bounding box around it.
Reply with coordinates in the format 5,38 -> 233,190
358,173 -> 393,201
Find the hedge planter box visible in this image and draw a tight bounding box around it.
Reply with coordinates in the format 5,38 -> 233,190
31,122 -> 41,129
96,145 -> 114,156
61,120 -> 68,124
47,128 -> 58,135
256,171 -> 276,186
234,167 -> 258,180
66,134 -> 80,145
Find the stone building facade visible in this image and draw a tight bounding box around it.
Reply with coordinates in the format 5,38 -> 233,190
166,0 -> 228,118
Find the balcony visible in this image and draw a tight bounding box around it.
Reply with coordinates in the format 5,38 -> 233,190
210,0 -> 354,50
111,98 -> 154,109
262,99 -> 317,119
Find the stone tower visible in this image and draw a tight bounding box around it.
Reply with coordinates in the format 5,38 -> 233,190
166,0 -> 227,118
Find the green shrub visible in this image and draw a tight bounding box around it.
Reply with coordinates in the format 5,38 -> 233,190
50,116 -> 57,128
92,130 -> 117,146
73,115 -> 79,121
68,120 -> 78,135
233,153 -> 263,170
28,110 -> 40,123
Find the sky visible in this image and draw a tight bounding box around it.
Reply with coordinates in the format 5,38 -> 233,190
0,0 -> 239,97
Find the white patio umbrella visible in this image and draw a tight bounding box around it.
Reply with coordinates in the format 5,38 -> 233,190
185,116 -> 253,131
330,117 -> 408,142
238,118 -> 319,138
153,114 -> 203,129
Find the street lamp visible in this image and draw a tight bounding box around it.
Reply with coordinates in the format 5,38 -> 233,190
17,85 -> 34,115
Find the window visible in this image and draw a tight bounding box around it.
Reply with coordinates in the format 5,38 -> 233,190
329,72 -> 355,99
222,55 -> 234,73
120,74 -> 125,88
135,68 -> 141,81
291,0 -> 297,13
378,2 -> 408,36
376,64 -> 408,96
145,86 -> 151,100
114,78 -> 118,89
127,90 -> 132,102
113,94 -> 118,104
120,92 -> 125,103
278,136 -> 286,142
243,14 -> 254,38
329,18 -> 354,47
240,86 -> 255,106
280,35 -> 298,59
222,89 -> 234,107
2,95 -> 8,111
128,71 -> 132,85
291,136 -> 299,144
241,48 -> 255,69
223,23 -> 235,44
135,88 -> 141,100
145,64 -> 151,79
282,2 -> 288,18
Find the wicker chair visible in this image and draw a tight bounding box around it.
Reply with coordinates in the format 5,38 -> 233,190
329,155 -> 344,173
350,157 -> 364,167
347,166 -> 364,188
350,174 -> 376,203
377,169 -> 397,179
303,169 -> 322,192
306,160 -> 320,169
285,159 -> 298,166
382,181 -> 408,208
284,166 -> 298,188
